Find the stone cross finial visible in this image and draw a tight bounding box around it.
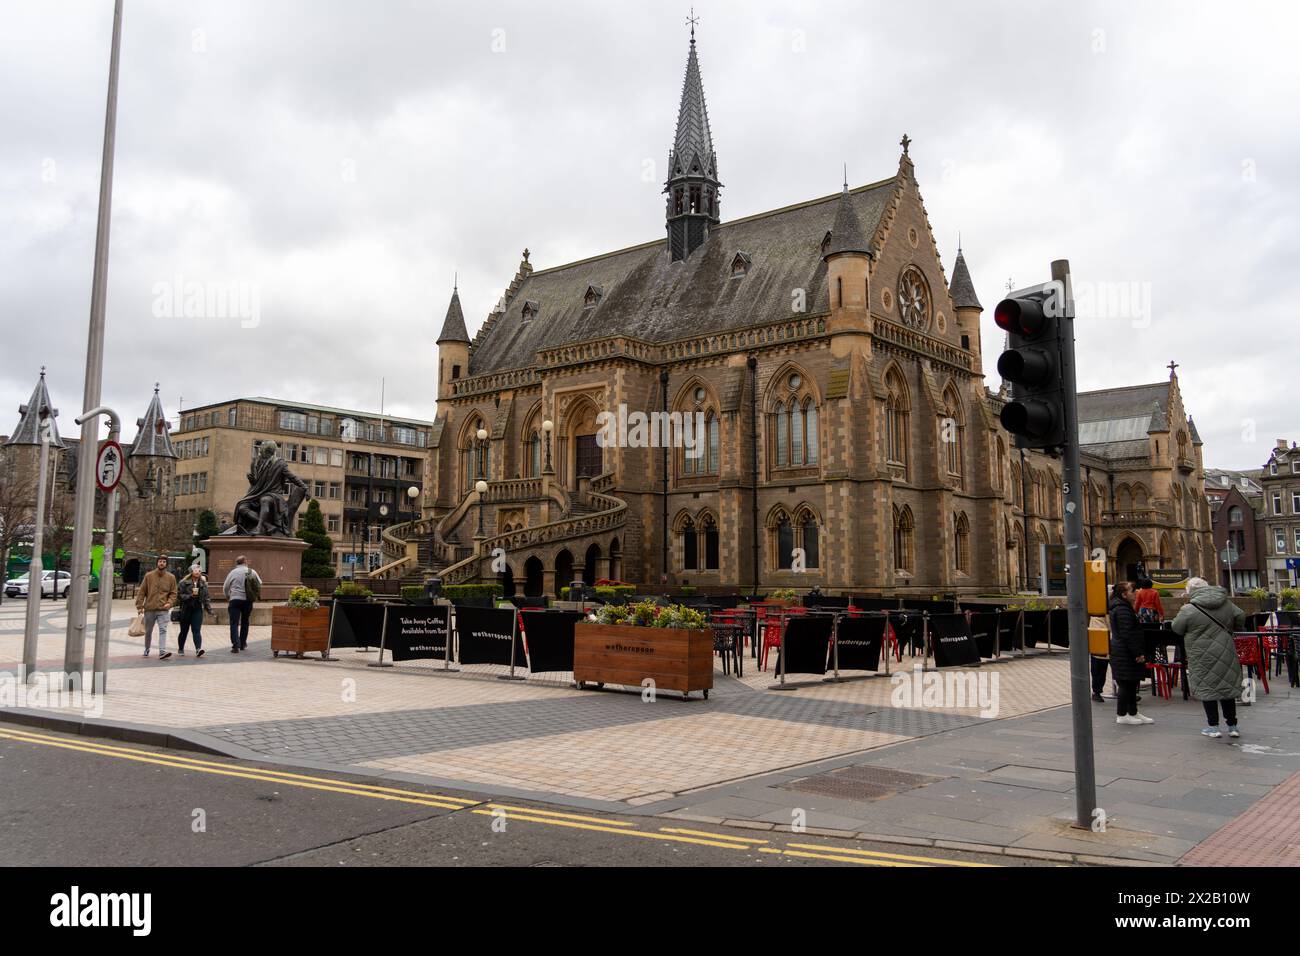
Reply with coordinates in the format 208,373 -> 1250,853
1168,360 -> 1179,376
900,133 -> 911,155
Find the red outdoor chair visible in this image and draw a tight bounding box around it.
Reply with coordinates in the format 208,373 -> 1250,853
1234,634 -> 1269,695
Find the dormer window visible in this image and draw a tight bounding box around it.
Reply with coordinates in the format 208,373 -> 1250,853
730,252 -> 751,278
521,300 -> 539,322
583,286 -> 603,308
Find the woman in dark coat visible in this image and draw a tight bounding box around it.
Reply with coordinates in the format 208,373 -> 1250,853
176,565 -> 213,658
1108,582 -> 1151,725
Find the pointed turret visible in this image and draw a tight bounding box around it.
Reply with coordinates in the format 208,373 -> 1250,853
437,283 -> 471,400
949,244 -> 984,373
664,27 -> 722,261
437,286 -> 470,344
823,183 -> 872,338
129,385 -> 177,460
5,368 -> 64,448
823,185 -> 871,260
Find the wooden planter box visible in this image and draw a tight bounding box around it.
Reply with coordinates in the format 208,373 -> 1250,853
271,605 -> 331,659
574,623 -> 714,700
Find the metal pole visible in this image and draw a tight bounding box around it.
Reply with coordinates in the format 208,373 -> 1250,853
1052,258 -> 1097,829
77,406 -> 121,694
22,430 -> 52,682
65,0 -> 124,689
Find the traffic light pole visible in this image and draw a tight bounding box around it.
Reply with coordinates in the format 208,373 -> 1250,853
1052,258 -> 1098,830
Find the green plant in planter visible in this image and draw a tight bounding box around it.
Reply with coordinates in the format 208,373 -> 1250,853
1282,587 -> 1300,610
767,587 -> 799,603
1247,587 -> 1269,600
286,586 -> 321,610
333,581 -> 373,598
442,583 -> 504,600
594,600 -> 706,630
677,585 -> 698,596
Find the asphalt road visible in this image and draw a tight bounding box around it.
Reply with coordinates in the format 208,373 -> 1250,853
0,721 -> 1019,867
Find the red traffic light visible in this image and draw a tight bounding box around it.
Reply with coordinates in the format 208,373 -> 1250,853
994,297 -> 1047,337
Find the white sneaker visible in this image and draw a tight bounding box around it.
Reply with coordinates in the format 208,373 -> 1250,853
1228,727 -> 1240,738
1201,727 -> 1221,738
1116,715 -> 1142,725
1134,713 -> 1154,724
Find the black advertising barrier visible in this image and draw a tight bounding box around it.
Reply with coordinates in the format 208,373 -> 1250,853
383,605 -> 451,663
997,609 -> 1023,655
455,604 -> 522,668
1021,609 -> 1049,649
1047,607 -> 1069,648
928,613 -> 981,668
328,601 -> 387,650
773,615 -> 834,683
832,615 -> 885,673
969,611 -> 999,659
888,611 -> 925,654
851,597 -> 902,612
805,595 -> 851,610
519,610 -> 585,674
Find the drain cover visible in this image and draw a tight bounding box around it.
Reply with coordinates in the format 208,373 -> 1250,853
781,765 -> 944,802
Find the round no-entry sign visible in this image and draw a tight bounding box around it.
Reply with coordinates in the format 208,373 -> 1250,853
95,440 -> 125,493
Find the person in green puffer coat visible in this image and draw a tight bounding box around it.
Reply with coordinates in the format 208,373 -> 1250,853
1170,578 -> 1246,739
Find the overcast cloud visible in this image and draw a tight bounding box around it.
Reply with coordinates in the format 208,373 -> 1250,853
1,0 -> 1296,469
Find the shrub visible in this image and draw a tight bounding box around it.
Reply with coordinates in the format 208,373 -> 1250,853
1247,587 -> 1269,600
334,581 -> 373,598
287,586 -> 321,610
401,585 -> 425,602
297,500 -> 335,578
677,585 -> 698,596
1282,587 -> 1300,610
442,583 -> 504,600
767,587 -> 799,603
594,584 -> 636,601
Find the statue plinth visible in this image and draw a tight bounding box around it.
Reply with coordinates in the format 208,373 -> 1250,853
203,536 -> 309,602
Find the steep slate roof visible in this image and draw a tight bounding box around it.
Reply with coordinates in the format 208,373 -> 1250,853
1075,381 -> 1170,459
948,249 -> 981,310
823,186 -> 871,259
669,36 -> 717,180
437,287 -> 470,344
5,370 -> 65,448
129,387 -> 178,460
469,179 -> 897,375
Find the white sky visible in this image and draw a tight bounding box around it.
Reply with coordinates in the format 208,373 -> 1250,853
1,0 -> 1296,469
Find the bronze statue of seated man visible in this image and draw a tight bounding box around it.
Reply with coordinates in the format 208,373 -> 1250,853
223,440 -> 309,537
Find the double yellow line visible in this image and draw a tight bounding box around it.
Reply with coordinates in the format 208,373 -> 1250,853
0,726 -> 993,866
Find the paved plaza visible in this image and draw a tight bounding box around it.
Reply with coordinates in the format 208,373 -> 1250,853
3,598 -> 1298,865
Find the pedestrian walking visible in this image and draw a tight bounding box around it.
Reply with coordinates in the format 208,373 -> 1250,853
1108,581 -> 1151,725
222,555 -> 262,653
1171,577 -> 1246,739
135,555 -> 177,660
176,564 -> 213,658
1134,577 -> 1165,624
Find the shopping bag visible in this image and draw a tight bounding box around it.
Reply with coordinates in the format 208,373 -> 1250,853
128,613 -> 146,637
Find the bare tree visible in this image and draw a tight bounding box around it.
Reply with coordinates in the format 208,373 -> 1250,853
0,450 -> 38,598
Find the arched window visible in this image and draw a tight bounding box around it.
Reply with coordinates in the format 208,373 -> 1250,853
777,513 -> 795,569
799,509 -> 820,569
893,506 -> 915,574
460,416 -> 489,496
993,436 -> 1006,493
942,384 -> 964,483
702,513 -> 720,570
885,367 -> 909,469
676,384 -> 720,480
954,512 -> 971,574
775,401 -> 788,467
682,516 -> 698,570
768,369 -> 820,469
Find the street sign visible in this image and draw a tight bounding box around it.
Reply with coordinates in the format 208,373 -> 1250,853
95,440 -> 124,493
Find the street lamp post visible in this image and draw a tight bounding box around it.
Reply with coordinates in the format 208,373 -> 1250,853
474,479 -> 488,540
21,419 -> 55,682
542,419 -> 554,475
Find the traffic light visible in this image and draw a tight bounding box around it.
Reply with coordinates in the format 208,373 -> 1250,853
995,293 -> 1067,449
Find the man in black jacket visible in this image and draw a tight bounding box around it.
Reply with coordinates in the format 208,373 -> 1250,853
1108,582 -> 1152,725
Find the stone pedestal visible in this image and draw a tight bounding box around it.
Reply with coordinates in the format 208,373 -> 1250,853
202,535 -> 308,602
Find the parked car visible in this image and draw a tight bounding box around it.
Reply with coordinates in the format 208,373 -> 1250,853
4,571 -> 72,598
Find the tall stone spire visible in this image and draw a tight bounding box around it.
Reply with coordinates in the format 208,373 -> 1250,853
664,25 -> 721,261
948,246 -> 982,310
5,368 -> 64,448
